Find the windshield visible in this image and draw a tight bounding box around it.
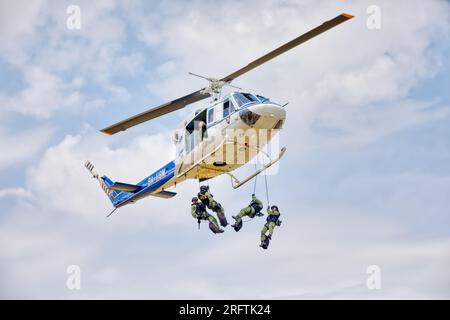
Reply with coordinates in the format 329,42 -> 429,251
233,93 -> 258,108
256,95 -> 269,103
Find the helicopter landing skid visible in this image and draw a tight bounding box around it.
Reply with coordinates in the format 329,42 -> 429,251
226,146 -> 286,189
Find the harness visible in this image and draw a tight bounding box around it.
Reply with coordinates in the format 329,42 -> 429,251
198,192 -> 209,206
266,212 -> 280,223
198,191 -> 223,212
250,201 -> 263,214
195,202 -> 208,220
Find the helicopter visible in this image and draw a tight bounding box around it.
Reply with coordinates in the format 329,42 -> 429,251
85,13 -> 354,216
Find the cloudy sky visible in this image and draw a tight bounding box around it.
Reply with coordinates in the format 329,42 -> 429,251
0,0 -> 449,299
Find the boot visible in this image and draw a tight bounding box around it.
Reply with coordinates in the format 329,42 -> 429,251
260,236 -> 270,249
218,214 -> 228,227
232,219 -> 243,232
209,222 -> 224,234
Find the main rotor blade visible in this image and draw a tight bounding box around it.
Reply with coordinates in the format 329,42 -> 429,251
220,13 -> 354,83
100,90 -> 210,135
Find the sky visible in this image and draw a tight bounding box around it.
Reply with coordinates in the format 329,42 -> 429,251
0,0 -> 449,299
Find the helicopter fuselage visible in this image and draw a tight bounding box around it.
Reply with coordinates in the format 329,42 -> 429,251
110,92 -> 286,207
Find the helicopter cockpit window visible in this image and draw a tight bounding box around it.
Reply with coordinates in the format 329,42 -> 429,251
233,93 -> 252,108
256,95 -> 269,103
242,93 -> 258,102
207,108 -> 214,124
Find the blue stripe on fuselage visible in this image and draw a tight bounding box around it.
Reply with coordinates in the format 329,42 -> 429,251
112,160 -> 176,207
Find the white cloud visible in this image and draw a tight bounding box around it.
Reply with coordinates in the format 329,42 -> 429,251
0,67 -> 83,118
0,188 -> 31,199
113,51 -> 146,76
0,126 -> 53,170
0,0 -> 140,119
305,100 -> 450,151
0,0 -> 43,66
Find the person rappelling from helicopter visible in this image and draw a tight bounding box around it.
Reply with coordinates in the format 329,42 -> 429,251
198,185 -> 228,227
231,194 -> 264,232
191,197 -> 224,234
260,205 -> 282,249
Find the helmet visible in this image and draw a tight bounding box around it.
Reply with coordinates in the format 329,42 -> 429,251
271,205 -> 279,211
200,185 -> 209,193
192,197 -> 198,203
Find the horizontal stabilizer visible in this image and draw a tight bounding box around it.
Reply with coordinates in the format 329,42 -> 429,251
150,190 -> 177,199
109,182 -> 142,192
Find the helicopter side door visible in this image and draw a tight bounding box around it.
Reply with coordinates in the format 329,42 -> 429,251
207,106 -> 215,126
222,98 -> 236,125
184,108 -> 208,154
213,98 -> 236,127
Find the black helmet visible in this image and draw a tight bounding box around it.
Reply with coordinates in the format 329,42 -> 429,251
200,185 -> 209,192
271,205 -> 279,211
192,197 -> 198,203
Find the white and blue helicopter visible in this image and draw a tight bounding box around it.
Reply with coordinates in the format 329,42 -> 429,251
85,13 -> 353,216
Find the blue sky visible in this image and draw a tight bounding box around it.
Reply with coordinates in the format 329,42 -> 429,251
0,0 -> 449,299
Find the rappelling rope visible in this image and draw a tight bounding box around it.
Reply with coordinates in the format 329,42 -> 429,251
242,155 -> 270,223
264,172 -> 269,208
253,161 -> 258,195
241,172 -> 270,224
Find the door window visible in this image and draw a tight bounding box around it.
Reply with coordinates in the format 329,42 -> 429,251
223,100 -> 230,118
207,108 -> 214,124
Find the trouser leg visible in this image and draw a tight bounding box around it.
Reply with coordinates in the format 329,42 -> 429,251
234,207 -> 253,223
232,207 -> 252,232
207,215 -> 223,234
260,224 -> 268,241
208,215 -> 219,228
214,204 -> 228,227
268,222 -> 276,238
260,224 -> 270,249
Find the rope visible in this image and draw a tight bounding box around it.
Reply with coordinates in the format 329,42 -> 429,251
253,161 -> 258,195
242,153 -> 270,223
264,172 -> 270,207
197,166 -> 201,187
240,212 -> 261,223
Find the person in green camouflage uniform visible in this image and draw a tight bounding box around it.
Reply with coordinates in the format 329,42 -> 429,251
231,194 -> 264,232
198,185 -> 228,227
191,197 -> 223,234
260,205 -> 281,249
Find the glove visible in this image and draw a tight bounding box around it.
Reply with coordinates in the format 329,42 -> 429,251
256,212 -> 264,217
251,193 -> 255,197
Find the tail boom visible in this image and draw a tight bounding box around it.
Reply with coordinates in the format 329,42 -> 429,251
84,160 -> 177,208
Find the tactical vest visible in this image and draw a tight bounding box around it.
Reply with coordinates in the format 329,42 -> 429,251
195,202 -> 208,219
250,201 -> 263,214
266,212 -> 280,223
198,192 -> 209,206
